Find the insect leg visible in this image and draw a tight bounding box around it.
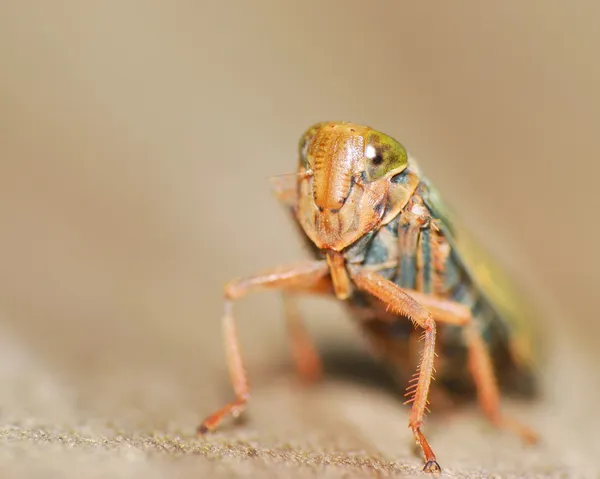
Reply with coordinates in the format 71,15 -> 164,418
401,289 -> 471,326
396,290 -> 538,444
465,324 -> 539,444
349,267 -> 441,473
282,275 -> 333,383
198,260 -> 329,435
283,295 -> 321,383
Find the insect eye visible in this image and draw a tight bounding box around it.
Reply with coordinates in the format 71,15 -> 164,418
370,153 -> 384,167
364,131 -> 408,181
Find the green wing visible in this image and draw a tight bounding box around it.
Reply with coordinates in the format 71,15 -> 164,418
421,179 -> 538,369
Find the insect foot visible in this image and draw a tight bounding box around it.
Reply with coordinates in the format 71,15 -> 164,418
423,460 -> 442,474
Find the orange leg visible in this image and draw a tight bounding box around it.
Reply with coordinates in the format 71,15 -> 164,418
350,268 -> 443,473
198,260 -> 329,435
351,267 -> 536,473
280,273 -> 333,383
404,292 -> 536,444
465,325 -> 538,444
283,292 -> 323,384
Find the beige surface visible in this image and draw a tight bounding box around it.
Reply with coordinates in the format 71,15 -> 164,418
0,2 -> 599,478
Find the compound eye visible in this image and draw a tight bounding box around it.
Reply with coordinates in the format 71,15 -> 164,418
364,131 -> 408,181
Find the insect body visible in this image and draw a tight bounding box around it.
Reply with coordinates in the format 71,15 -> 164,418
199,122 -> 538,473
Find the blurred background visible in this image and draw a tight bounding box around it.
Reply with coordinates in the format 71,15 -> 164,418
0,2 -> 598,478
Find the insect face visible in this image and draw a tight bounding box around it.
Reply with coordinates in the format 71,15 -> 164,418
296,122 -> 409,252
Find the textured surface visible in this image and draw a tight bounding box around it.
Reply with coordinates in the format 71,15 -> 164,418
0,324 -> 594,479
1,2 -> 599,478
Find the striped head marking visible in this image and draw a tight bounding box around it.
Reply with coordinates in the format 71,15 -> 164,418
295,122 -> 411,251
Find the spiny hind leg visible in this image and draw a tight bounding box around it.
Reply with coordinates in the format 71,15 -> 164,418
351,269 -> 537,472
396,288 -> 538,444
350,268 -> 443,473
407,330 -> 457,414
362,323 -> 456,414
198,260 -> 329,435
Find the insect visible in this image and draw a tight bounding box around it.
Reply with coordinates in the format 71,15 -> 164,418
198,121 -> 538,473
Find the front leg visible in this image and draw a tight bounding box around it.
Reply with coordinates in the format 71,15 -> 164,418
198,260 -> 329,434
